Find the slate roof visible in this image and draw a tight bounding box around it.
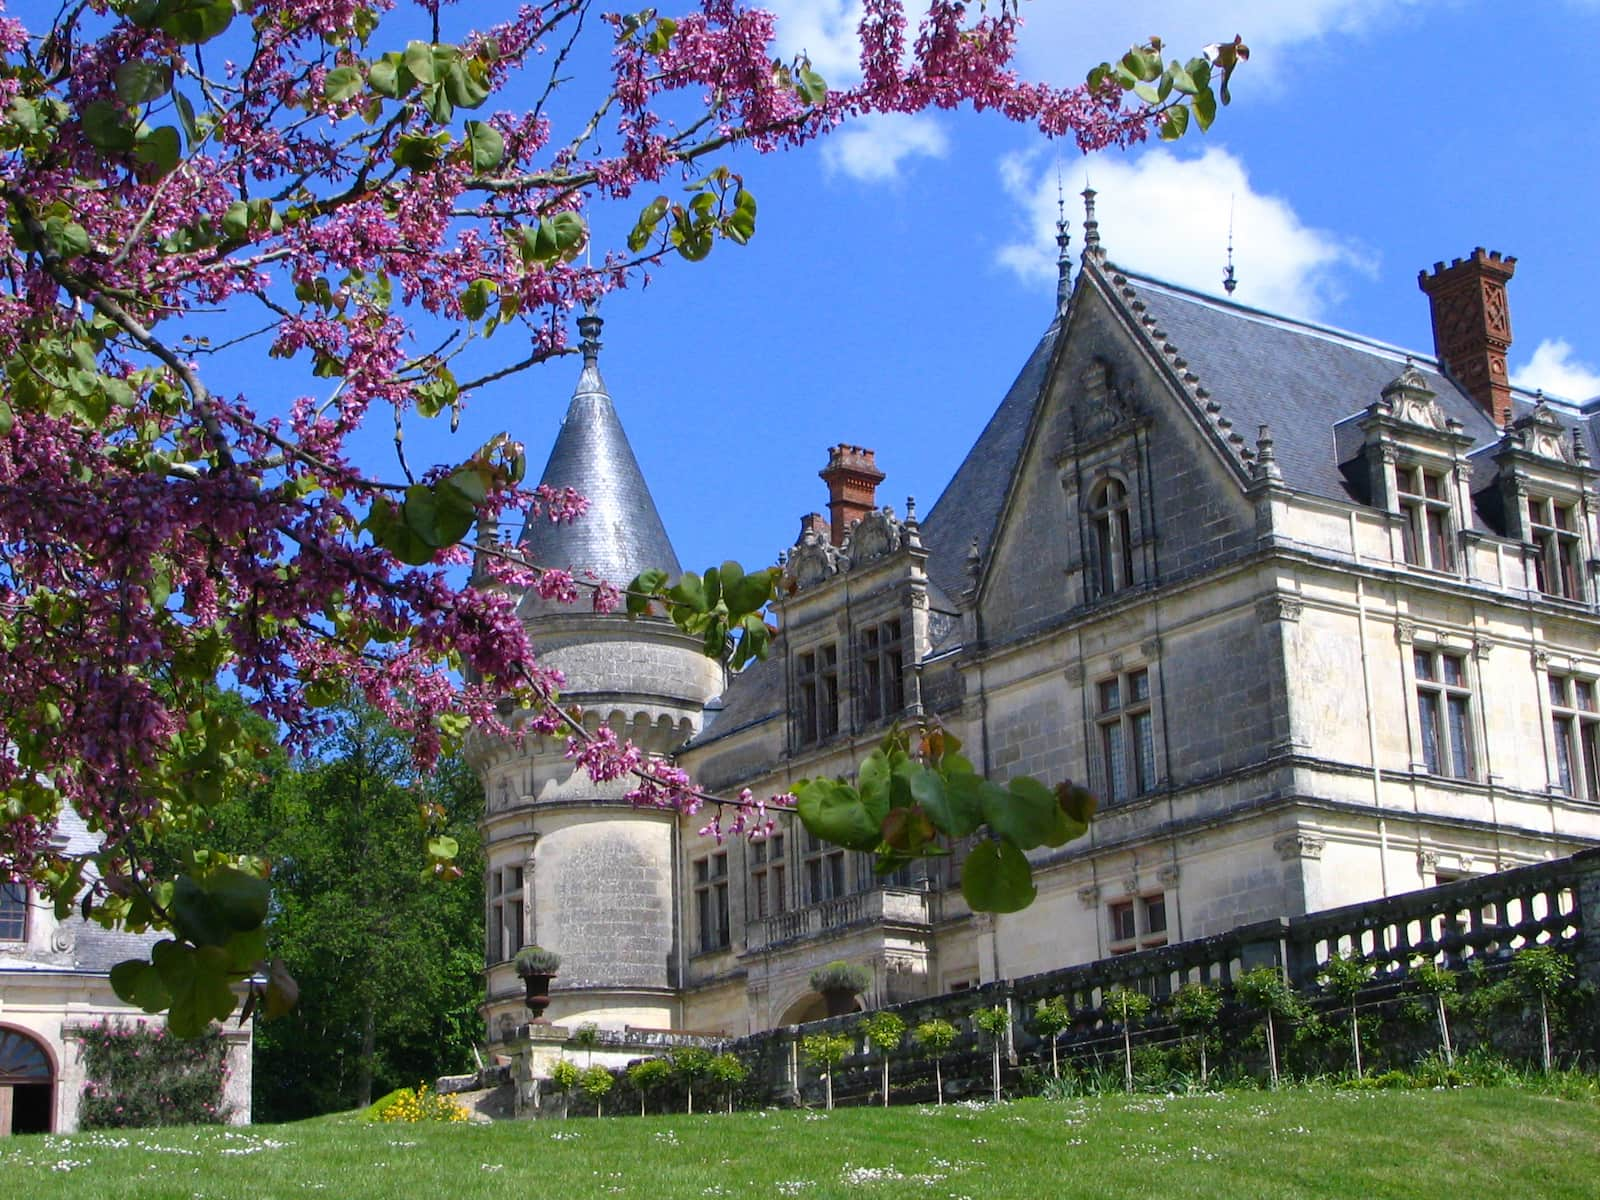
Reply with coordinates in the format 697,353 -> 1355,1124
520,321 -> 681,586
919,325 -> 1060,601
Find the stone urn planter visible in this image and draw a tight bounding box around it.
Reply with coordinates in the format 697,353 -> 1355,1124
809,960 -> 872,1018
513,946 -> 561,1022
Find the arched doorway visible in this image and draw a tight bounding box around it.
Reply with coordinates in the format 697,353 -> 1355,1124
778,992 -> 860,1026
0,1027 -> 54,1135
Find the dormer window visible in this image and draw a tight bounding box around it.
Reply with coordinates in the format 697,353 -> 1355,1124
859,619 -> 905,725
796,643 -> 839,747
1089,477 -> 1135,595
1529,496 -> 1583,599
1397,464 -> 1456,572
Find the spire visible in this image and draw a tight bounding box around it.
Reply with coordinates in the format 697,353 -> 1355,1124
1223,196 -> 1238,296
519,312 -> 682,586
1054,180 -> 1072,311
1081,185 -> 1101,260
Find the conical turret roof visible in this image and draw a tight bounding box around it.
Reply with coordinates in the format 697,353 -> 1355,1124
519,310 -> 682,585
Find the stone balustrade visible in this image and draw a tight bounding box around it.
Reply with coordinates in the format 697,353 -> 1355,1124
744,886 -> 930,953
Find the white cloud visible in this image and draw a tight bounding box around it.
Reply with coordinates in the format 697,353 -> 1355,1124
763,1 -> 866,82
820,112 -> 949,182
995,145 -> 1371,321
1511,339 -> 1600,403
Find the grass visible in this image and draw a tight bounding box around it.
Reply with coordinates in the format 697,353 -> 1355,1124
5,1086 -> 1599,1200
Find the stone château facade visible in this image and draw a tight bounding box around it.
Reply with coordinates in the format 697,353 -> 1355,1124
472,207 -> 1600,1047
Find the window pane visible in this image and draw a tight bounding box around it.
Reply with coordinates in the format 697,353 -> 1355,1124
1144,895 -> 1167,935
1579,681 -> 1596,712
1103,722 -> 1127,801
1583,723 -> 1600,800
1442,656 -> 1464,688
1424,472 -> 1445,500
1414,651 -> 1434,681
772,865 -> 787,915
1110,903 -> 1136,942
1133,711 -> 1156,794
1555,716 -> 1575,793
1447,695 -> 1472,778
0,882 -> 24,941
1098,679 -> 1120,713
1129,670 -> 1150,703
1427,508 -> 1451,569
1550,674 -> 1568,708
1419,691 -> 1441,774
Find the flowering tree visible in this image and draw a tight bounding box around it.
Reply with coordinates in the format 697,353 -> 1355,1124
0,0 -> 1244,1033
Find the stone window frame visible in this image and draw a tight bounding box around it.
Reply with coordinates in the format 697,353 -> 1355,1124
693,851 -> 730,953
793,640 -> 841,749
1524,492 -> 1588,602
0,879 -> 28,943
487,864 -> 525,965
1094,665 -> 1157,803
747,832 -> 788,922
1086,475 -> 1136,596
800,826 -> 849,905
856,617 -> 906,728
1394,460 -> 1459,573
1408,645 -> 1477,781
1545,671 -> 1600,800
1108,891 -> 1168,955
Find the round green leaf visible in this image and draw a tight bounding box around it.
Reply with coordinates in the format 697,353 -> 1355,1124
323,66 -> 363,103
81,100 -> 135,152
115,61 -> 174,105
795,778 -> 880,852
961,840 -> 1037,913
463,120 -> 504,171
980,775 -> 1062,850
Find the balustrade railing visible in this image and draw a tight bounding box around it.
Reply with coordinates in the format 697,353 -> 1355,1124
745,886 -> 930,953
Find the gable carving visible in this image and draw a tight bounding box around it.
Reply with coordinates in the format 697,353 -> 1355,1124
1075,358 -> 1140,444
1377,364 -> 1449,432
1501,400 -> 1575,464
787,531 -> 843,589
847,508 -> 903,565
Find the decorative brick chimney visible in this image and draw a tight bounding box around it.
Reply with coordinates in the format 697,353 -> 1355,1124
818,445 -> 884,547
1418,248 -> 1517,429
797,511 -> 830,543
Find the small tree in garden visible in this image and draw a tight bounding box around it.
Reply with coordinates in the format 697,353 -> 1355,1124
1169,982 -> 1223,1087
973,1006 -> 1011,1103
1408,960 -> 1458,1068
1102,986 -> 1153,1094
1231,968 -> 1300,1088
578,1065 -> 614,1118
573,1023 -> 601,1068
708,1052 -> 748,1114
1319,952 -> 1373,1078
1032,997 -> 1073,1079
626,1058 -> 672,1117
913,1019 -> 958,1106
548,1059 -> 581,1120
860,1012 -> 907,1107
1510,946 -> 1574,1073
800,1032 -> 853,1111
673,1047 -> 715,1115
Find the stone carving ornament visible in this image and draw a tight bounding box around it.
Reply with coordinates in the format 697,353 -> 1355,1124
787,529 -> 844,590
846,508 -> 904,566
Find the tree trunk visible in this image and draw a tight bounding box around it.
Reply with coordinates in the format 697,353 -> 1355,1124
934,1058 -> 943,1106
1050,1038 -> 1059,1080
991,1042 -> 1001,1103
1198,1035 -> 1209,1087
687,1086 -> 694,1115
882,1057 -> 890,1107
640,1094 -> 646,1117
1349,1004 -> 1363,1079
356,998 -> 376,1110
1122,1024 -> 1133,1094
1264,1015 -> 1279,1089
1436,996 -> 1454,1067
1539,994 -> 1552,1073
824,1070 -> 833,1111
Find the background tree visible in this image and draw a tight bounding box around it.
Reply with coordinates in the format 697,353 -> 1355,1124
912,1018 -> 957,1106
799,1032 -> 852,1111
973,1005 -> 1011,1103
708,1051 -> 748,1114
1101,986 -> 1151,1094
548,1059 -> 581,1120
1032,996 -> 1073,1080
626,1057 -> 672,1117
1318,952 -> 1372,1079
860,1011 -> 906,1107
1169,981 -> 1222,1087
673,1046 -> 715,1115
1408,960 -> 1459,1069
579,1065 -> 614,1117
0,0 -> 1243,1024
1509,946 -> 1573,1073
1232,968 -> 1301,1088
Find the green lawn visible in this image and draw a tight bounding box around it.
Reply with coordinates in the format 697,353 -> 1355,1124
6,1087 -> 1597,1200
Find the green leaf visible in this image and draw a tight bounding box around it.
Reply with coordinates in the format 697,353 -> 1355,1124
221,200 -> 250,240
460,278 -> 495,321
111,958 -> 172,1012
368,57 -> 406,99
81,100 -> 135,152
1166,61 -> 1200,96
402,481 -> 472,548
403,41 -> 438,85
795,778 -> 881,852
154,0 -> 235,46
796,67 -> 828,105
929,769 -> 988,838
443,60 -> 491,109
1192,87 -> 1217,131
204,866 -> 269,932
980,776 -> 1062,850
1158,104 -> 1190,141
421,82 -> 453,125
115,61 -> 173,105
174,91 -> 198,143
134,125 -> 182,176
667,571 -> 707,613
392,132 -> 444,170
426,834 -> 459,859
0,397 -> 13,437
463,121 -> 504,171
961,840 -> 1037,913
323,65 -> 363,103
1133,82 -> 1160,105
171,874 -> 230,947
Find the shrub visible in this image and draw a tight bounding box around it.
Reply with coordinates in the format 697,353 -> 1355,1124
912,1018 -> 957,1106
548,1058 -> 581,1118
1232,968 -> 1301,1088
1032,997 -> 1072,1079
578,1065 -> 614,1116
860,1011 -> 906,1107
799,1032 -> 853,1111
1509,946 -> 1573,1072
673,1046 -> 715,1115
1407,960 -> 1459,1067
1169,982 -> 1223,1086
78,1020 -> 229,1130
1102,985 -> 1152,1094
512,946 -> 561,977
1318,952 -> 1373,1078
809,961 -> 872,996
625,1058 -> 672,1116
375,1084 -> 470,1123
973,1005 -> 1010,1103
708,1052 -> 748,1114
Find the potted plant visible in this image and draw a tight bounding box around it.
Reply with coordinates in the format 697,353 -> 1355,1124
809,960 -> 872,1018
513,946 -> 561,1021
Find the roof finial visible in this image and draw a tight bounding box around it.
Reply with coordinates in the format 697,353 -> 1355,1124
1254,423 -> 1282,482
1055,168 -> 1072,310
1222,194 -> 1238,296
577,300 -> 603,369
1080,182 -> 1101,259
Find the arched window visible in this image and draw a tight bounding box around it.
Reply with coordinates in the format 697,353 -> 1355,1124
1088,477 -> 1135,595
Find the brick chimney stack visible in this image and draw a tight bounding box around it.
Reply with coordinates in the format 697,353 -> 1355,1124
1418,248 -> 1517,428
797,512 -> 830,544
818,445 -> 885,547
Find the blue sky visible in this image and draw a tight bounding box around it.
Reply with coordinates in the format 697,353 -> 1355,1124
450,0 -> 1600,579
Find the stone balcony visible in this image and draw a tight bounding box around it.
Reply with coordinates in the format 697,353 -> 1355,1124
744,886 -> 931,954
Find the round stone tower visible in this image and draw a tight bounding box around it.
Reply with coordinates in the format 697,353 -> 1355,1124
471,310 -> 722,1045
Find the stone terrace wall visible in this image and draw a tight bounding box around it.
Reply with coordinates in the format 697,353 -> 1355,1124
730,848 -> 1599,1107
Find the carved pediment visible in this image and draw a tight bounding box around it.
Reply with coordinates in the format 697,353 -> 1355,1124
1378,365 -> 1449,431
786,530 -> 844,590
1502,400 -> 1576,464
845,508 -> 904,566
1075,359 -> 1139,443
